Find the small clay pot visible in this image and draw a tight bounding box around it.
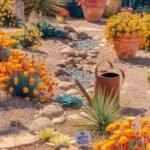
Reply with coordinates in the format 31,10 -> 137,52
114,33 -> 141,59
82,0 -> 106,22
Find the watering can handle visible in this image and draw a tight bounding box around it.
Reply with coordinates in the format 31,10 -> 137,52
118,68 -> 125,87
95,60 -> 114,78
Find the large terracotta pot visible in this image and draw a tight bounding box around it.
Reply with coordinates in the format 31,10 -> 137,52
114,33 -> 141,59
82,0 -> 106,22
104,0 -> 122,18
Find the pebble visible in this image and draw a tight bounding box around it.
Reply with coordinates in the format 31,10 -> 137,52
64,68 -> 94,88
52,116 -> 65,124
73,38 -> 98,51
58,81 -> 76,91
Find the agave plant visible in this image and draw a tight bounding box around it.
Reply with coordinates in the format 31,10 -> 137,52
76,89 -> 124,135
22,0 -> 67,16
37,128 -> 56,141
50,133 -> 74,146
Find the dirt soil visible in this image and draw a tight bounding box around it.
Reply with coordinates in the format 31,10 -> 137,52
1,18 -> 150,149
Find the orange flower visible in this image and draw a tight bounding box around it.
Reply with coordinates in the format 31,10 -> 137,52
123,128 -> 136,138
140,117 -> 149,128
23,87 -> 29,94
147,143 -> 150,150
133,145 -> 142,150
120,122 -> 130,129
118,136 -> 128,147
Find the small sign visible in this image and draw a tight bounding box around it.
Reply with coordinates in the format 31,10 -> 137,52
75,131 -> 91,146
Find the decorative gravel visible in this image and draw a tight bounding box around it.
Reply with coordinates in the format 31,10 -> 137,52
73,38 -> 98,51
64,68 -> 94,88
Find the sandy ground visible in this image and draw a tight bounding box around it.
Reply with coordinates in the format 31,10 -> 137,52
1,18 -> 150,149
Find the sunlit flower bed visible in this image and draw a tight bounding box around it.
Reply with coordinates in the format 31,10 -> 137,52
105,12 -> 141,43
0,50 -> 55,102
140,14 -> 150,50
94,117 -> 150,150
12,26 -> 42,48
0,31 -> 16,61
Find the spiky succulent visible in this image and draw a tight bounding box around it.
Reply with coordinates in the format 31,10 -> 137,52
37,128 -> 56,141
76,89 -> 124,135
50,133 -> 74,146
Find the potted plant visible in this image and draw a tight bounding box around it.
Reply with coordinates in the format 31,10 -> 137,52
121,0 -> 133,13
76,0 -> 106,22
105,12 -> 142,59
56,9 -> 70,24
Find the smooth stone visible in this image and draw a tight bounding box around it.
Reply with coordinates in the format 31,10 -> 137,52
52,116 -> 65,124
76,51 -> 87,59
64,26 -> 76,33
67,89 -> 79,95
39,104 -> 64,119
78,32 -> 88,40
29,117 -> 53,133
65,58 -> 76,65
58,81 -> 75,91
59,75 -> 69,81
67,32 -> 78,41
61,47 -> 76,57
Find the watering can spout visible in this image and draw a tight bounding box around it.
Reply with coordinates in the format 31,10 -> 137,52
75,80 -> 92,106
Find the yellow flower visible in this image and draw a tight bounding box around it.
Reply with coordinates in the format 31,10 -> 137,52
33,89 -> 39,96
9,87 -> 14,93
23,87 -> 29,94
140,117 -> 149,128
125,116 -> 135,123
38,82 -> 45,89
14,77 -> 18,85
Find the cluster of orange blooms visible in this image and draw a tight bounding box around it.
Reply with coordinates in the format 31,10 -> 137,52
0,50 -> 55,102
94,117 -> 150,150
0,31 -> 16,49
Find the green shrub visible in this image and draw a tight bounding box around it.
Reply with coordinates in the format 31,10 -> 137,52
36,21 -> 55,39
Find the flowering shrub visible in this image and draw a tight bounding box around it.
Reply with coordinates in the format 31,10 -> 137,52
0,8 -> 21,27
0,31 -> 16,61
14,27 -> 42,48
94,117 -> 150,150
140,14 -> 150,50
105,12 -> 141,43
0,50 -> 55,102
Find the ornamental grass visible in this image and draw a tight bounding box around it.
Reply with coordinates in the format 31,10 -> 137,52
94,117 -> 150,150
0,50 -> 55,102
105,12 -> 141,43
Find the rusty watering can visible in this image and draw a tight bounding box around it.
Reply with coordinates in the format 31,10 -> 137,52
75,60 -> 125,106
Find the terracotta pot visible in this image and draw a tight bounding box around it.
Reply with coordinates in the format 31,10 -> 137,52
82,0 -> 106,22
120,7 -> 133,13
114,33 -> 141,59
